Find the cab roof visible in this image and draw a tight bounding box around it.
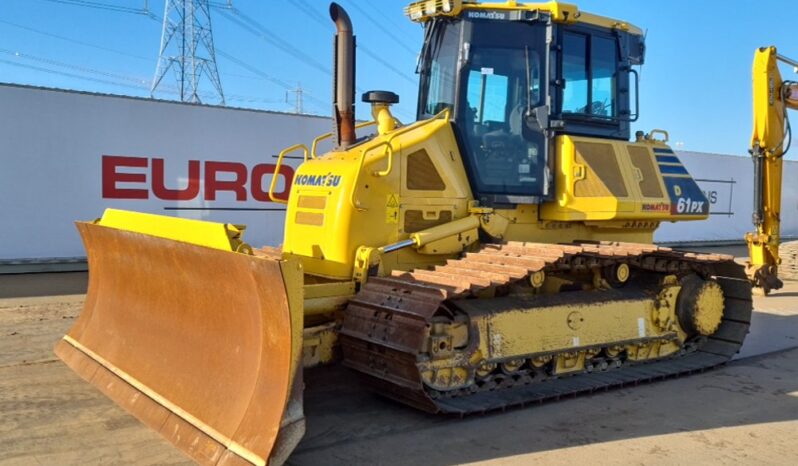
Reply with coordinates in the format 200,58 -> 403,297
405,0 -> 643,36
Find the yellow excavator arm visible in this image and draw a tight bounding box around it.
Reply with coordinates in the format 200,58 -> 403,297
746,46 -> 798,294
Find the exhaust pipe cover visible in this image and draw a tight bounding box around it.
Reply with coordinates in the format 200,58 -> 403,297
330,2 -> 356,149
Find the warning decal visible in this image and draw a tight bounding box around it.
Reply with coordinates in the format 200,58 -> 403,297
386,194 -> 399,224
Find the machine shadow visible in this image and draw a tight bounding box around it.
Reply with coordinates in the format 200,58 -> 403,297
294,311 -> 798,466
0,272 -> 88,299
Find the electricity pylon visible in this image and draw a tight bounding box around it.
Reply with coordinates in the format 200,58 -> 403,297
151,0 -> 225,105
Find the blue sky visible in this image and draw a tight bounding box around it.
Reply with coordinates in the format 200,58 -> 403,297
2,0 -> 797,156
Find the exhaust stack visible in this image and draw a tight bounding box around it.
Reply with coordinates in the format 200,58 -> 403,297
330,2 -> 356,149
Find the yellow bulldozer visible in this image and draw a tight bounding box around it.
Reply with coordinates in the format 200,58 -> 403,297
55,1 -> 797,464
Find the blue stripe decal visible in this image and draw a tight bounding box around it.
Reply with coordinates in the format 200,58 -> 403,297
658,164 -> 690,175
656,155 -> 681,164
653,147 -> 675,154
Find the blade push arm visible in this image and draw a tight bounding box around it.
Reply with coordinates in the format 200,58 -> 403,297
746,46 -> 798,294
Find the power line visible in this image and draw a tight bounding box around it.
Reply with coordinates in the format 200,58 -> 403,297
216,49 -> 294,89
0,48 -> 149,85
213,4 -> 417,117
0,57 -> 287,105
215,48 -> 330,112
213,5 -> 331,76
359,45 -> 415,85
6,4 -> 274,93
36,0 -> 154,17
10,0 -> 411,116
26,0 -> 419,91
11,1 -> 326,110
0,19 -> 152,62
0,58 -> 150,91
0,49 -> 286,105
291,0 -> 328,28
286,0 -> 416,85
363,0 -> 413,30
342,1 -> 417,56
283,3 -> 417,120
0,47 -> 192,95
0,19 -> 271,85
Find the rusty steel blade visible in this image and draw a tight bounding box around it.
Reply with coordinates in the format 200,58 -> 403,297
55,221 -> 304,466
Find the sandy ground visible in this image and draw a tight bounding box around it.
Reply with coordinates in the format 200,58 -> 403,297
1,246 -> 797,466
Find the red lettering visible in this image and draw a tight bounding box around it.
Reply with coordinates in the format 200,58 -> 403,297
152,159 -> 200,201
102,155 -> 148,199
204,161 -> 248,201
251,164 -> 295,202
102,156 -> 296,203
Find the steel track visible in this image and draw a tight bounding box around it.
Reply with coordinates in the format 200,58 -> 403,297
340,241 -> 753,414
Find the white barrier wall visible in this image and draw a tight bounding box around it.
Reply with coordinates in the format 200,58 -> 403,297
2,84 -> 796,263
0,84 -> 331,261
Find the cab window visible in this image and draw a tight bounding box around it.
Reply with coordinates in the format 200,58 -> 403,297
421,22 -> 460,115
467,70 -> 509,124
561,31 -> 618,117
459,45 -> 545,196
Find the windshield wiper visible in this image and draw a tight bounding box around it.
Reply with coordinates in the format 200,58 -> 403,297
525,45 -> 532,118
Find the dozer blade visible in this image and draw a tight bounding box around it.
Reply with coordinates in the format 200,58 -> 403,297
55,210 -> 305,466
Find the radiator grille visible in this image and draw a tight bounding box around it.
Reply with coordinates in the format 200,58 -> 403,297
573,142 -> 628,198
407,149 -> 446,191
404,210 -> 452,233
628,146 -> 664,198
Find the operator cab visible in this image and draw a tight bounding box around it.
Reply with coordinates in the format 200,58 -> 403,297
414,3 -> 645,206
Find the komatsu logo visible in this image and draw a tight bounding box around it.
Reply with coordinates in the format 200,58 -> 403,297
294,173 -> 342,188
642,203 -> 670,212
466,10 -> 507,20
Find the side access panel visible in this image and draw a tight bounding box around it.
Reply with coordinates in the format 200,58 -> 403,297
541,135 -> 708,222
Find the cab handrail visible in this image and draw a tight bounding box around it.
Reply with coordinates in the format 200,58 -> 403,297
269,143 -> 308,204
310,120 -> 380,158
